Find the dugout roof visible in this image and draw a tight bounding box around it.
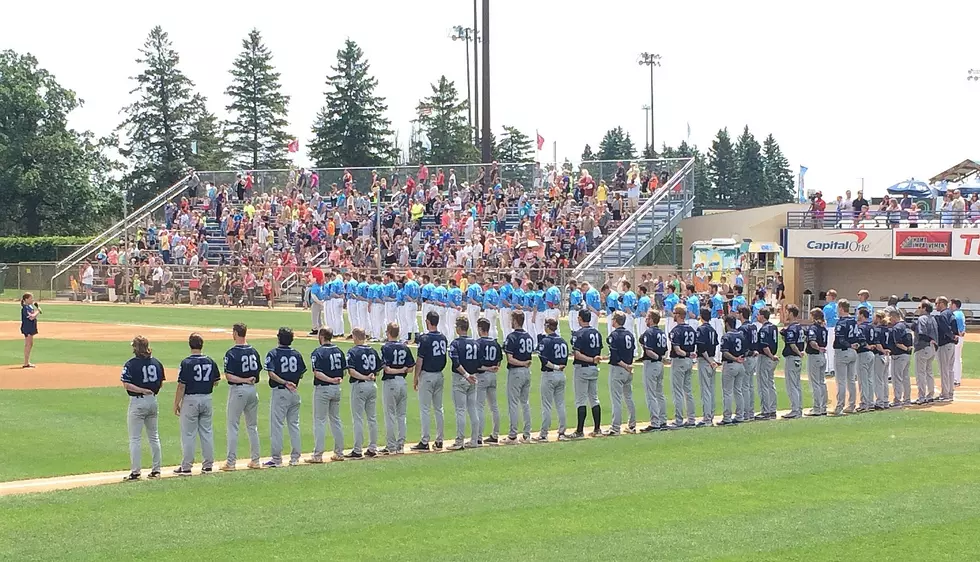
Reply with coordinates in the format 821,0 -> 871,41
929,159 -> 980,184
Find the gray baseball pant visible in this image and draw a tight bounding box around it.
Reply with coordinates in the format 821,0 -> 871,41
507,367 -> 532,439
539,371 -> 567,438
743,355 -> 758,418
890,354 -> 911,403
383,377 -> 408,452
608,365 -> 636,434
873,355 -> 889,407
311,301 -> 324,331
697,357 -> 716,423
127,395 -> 161,474
671,357 -> 695,425
351,381 -> 378,454
574,365 -> 600,408
915,346 -> 936,400
642,361 -> 666,427
476,371 -> 500,439
226,384 -> 260,466
807,354 -> 828,414
938,343 -> 955,399
733,362 -> 749,421
857,351 -> 874,409
313,384 -> 344,459
834,348 -> 858,414
270,387 -> 302,465
757,356 -> 778,415
721,362 -> 743,422
179,394 -> 214,471
452,374 -> 479,445
418,371 -> 445,444
784,356 -> 803,416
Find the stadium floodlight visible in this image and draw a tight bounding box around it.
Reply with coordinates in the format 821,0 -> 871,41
638,53 -> 662,154
968,69 -> 980,82
451,26 -> 480,144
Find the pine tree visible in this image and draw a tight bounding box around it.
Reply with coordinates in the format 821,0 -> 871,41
187,94 -> 230,172
414,76 -> 479,165
621,132 -> 637,161
309,39 -> 396,169
597,127 -> 627,161
225,29 -> 290,171
497,126 -> 533,163
580,144 -> 596,164
707,128 -> 737,208
118,26 -> 196,207
642,143 -> 656,159
762,134 -> 795,205
734,126 -> 765,207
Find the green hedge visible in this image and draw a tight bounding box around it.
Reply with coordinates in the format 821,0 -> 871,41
0,237 -> 94,263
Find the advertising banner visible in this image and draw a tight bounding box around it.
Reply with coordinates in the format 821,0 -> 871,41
894,229 -> 980,260
785,229 -> 893,259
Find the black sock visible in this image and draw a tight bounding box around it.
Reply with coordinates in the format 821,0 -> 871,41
592,405 -> 602,432
576,406 -> 587,434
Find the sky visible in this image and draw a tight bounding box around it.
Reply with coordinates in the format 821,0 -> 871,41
3,0 -> 980,198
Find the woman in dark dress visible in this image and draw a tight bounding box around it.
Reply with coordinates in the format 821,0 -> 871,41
20,292 -> 39,368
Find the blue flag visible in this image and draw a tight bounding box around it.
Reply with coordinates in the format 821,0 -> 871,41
798,165 -> 808,203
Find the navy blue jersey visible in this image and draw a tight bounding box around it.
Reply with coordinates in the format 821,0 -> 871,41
669,324 -> 696,357
538,333 -> 569,371
937,309 -> 957,346
224,344 -> 261,383
347,344 -> 381,382
416,331 -> 448,372
380,341 -> 415,380
889,322 -> 913,355
311,344 -> 346,385
265,346 -> 307,387
121,357 -> 165,396
780,323 -> 804,357
571,326 -> 603,366
856,321 -> 874,353
450,336 -> 483,375
20,304 -> 37,335
738,323 -> 759,354
695,323 -> 719,358
806,324 -> 828,354
606,327 -> 635,366
640,326 -> 669,361
757,323 -> 779,356
504,329 -> 535,368
834,317 -> 859,350
870,324 -> 885,355
177,354 -> 220,395
478,336 -> 503,369
721,329 -> 748,359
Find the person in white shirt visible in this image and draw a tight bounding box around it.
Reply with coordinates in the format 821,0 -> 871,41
81,262 -> 95,302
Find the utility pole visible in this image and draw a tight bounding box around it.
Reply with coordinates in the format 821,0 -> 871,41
637,53 -> 662,154
480,0 -> 492,163
473,0 -> 480,147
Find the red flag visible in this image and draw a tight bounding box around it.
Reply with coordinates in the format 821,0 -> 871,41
287,139 -> 299,153
536,131 -> 545,151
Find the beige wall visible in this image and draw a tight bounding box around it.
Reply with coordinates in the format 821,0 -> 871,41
810,259 -> 978,303
679,203 -> 810,268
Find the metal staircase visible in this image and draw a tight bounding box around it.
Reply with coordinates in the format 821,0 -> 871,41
572,157 -> 695,285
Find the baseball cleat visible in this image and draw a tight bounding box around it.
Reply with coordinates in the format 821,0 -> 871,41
589,430 -> 606,438
220,464 -> 236,472
147,471 -> 161,479
557,434 -> 570,441
530,436 -> 548,443
262,460 -> 280,468
378,448 -> 391,455
781,413 -> 800,419
568,431 -> 585,439
639,425 -> 658,433
447,443 -> 465,451
247,461 -> 262,469
173,467 -> 192,476
716,420 -> 734,426
432,441 -> 443,450
753,413 -> 770,421
123,472 -> 140,482
22,363 -> 36,369
694,421 -> 708,428
306,457 -> 324,464
464,441 -> 480,448
625,426 -> 637,434
364,450 -> 378,458
410,442 -> 430,452
344,451 -> 364,459
202,467 -> 213,474
330,453 -> 345,462
483,436 -> 499,444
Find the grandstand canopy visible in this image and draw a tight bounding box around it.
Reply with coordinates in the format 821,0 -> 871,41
929,159 -> 980,184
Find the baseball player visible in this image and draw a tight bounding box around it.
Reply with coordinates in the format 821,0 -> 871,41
755,307 -> 779,420
380,322 -> 415,454
476,318 -> 503,444
543,278 -> 562,338
448,316 -> 481,450
602,283 -> 620,339
888,308 -> 913,406
465,274 -> 483,338
684,285 -> 700,329
737,305 -> 760,421
173,332 -> 220,475
264,327 -> 307,467
483,280 -> 501,340
383,272 -> 399,329
222,323 -> 262,471
420,274 -> 434,327
504,310 -> 535,442
951,299 -> 967,387
532,281 -> 548,343
935,296 -> 958,401
639,310 -> 669,431
371,276 -> 387,341
779,305 -> 805,419
309,269 -> 326,336
445,279 -> 462,342
856,289 -> 873,317
913,301 -> 939,404
583,282 -> 602,330
855,308 -> 875,412
534,317 -> 569,442
309,327 -> 346,463
663,285 -> 680,334
668,304 -> 697,428
345,273 -> 359,335
718,314 -> 748,425
695,307 -> 719,427
805,308 -> 829,416
709,284 -> 726,361
412,311 -> 448,451
402,275 -> 421,341
620,282 -> 637,341
871,310 -> 890,410
329,271 -> 346,337
822,289 -> 839,375
121,335 -> 165,481
499,274 -> 515,340
570,310 -> 604,438
833,300 -> 860,416
432,279 -> 450,341
346,328 -> 381,459
606,311 -> 637,436
634,286 -> 652,345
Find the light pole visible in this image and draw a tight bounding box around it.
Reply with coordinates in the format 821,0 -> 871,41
480,0 -> 492,163
473,0 -> 480,147
637,53 -> 662,154
451,26 -> 476,140
641,104 -> 651,151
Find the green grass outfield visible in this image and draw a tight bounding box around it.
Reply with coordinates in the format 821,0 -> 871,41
3,412 -> 980,560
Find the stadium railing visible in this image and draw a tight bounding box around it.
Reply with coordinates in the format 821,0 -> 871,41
786,210 -> 978,229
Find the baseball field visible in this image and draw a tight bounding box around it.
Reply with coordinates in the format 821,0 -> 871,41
2,302 -> 980,561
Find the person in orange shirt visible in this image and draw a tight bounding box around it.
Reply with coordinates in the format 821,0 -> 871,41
648,174 -> 659,193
